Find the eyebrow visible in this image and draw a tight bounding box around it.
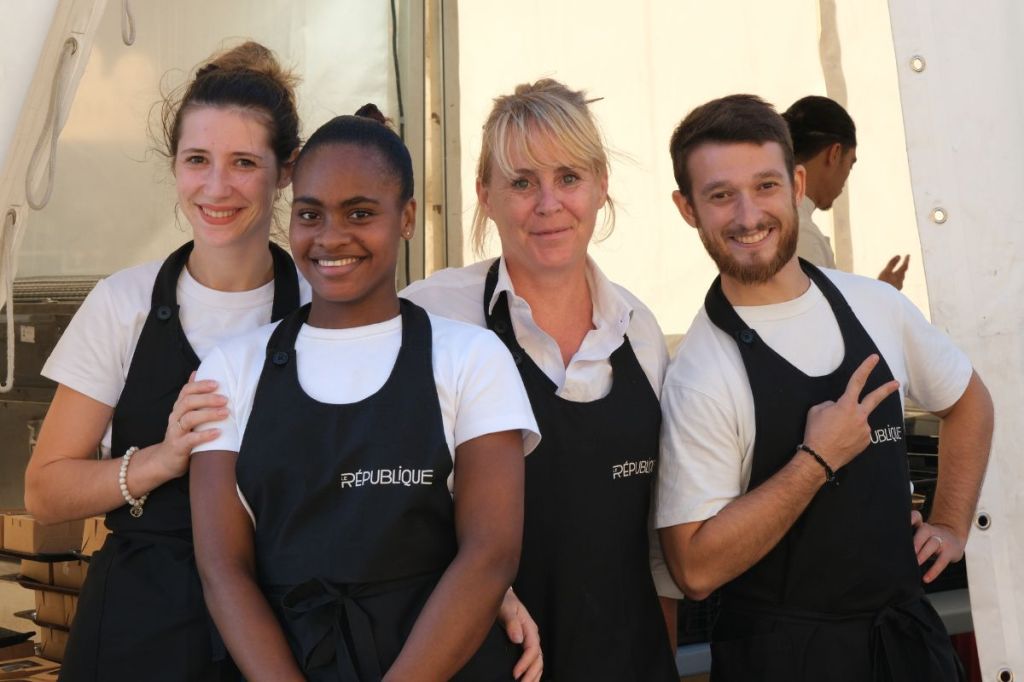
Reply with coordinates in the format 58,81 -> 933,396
699,169 -> 783,195
178,147 -> 266,159
292,195 -> 382,208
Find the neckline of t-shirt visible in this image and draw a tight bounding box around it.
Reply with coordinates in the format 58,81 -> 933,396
298,313 -> 402,340
734,278 -> 827,323
177,266 -> 275,309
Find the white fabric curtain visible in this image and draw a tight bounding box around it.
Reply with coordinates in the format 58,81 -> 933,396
12,0 -> 392,278
890,1 -> 1024,676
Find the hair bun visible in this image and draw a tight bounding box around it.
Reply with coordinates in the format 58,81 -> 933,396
196,63 -> 220,79
355,103 -> 388,126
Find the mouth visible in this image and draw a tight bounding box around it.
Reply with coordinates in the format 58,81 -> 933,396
199,205 -> 241,220
730,227 -> 772,246
531,226 -> 572,239
315,256 -> 363,267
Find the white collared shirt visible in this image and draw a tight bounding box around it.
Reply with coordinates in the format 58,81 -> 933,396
797,195 -> 837,268
401,257 -> 668,401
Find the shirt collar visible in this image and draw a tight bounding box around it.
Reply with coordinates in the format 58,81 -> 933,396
485,256 -> 634,333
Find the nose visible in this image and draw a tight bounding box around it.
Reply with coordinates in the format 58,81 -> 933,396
204,162 -> 231,199
534,183 -> 563,216
314,215 -> 354,247
735,191 -> 764,229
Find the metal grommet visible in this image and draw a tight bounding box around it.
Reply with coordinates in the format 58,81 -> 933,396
493,320 -> 508,334
910,55 -> 926,72
930,207 -> 948,224
997,668 -> 1013,682
271,351 -> 289,366
156,306 -> 173,321
739,330 -> 756,344
975,511 -> 991,531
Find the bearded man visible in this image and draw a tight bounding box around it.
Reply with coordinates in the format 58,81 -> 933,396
656,94 -> 992,681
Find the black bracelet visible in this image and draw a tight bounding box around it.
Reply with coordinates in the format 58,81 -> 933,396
797,444 -> 838,486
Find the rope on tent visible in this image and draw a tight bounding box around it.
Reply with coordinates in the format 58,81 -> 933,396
25,37 -> 79,211
0,208 -> 20,393
122,0 -> 136,46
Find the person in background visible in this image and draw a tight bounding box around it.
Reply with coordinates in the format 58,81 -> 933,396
783,95 -> 910,289
190,107 -> 537,681
402,79 -> 680,681
658,93 -> 992,680
25,42 -> 305,680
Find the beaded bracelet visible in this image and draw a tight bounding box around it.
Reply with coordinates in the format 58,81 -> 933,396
118,446 -> 149,517
797,443 -> 838,487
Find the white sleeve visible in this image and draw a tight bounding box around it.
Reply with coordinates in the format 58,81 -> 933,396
649,521 -> 685,598
899,295 -> 973,412
656,381 -> 745,528
452,331 -> 540,455
192,346 -> 243,454
41,279 -> 131,407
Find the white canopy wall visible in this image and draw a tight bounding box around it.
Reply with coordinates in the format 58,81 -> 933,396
3,0 -> 392,281
890,2 -> 1024,677
454,0 -> 926,334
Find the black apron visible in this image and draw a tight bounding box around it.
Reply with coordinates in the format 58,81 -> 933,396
61,241 -> 299,682
235,300 -> 517,681
705,259 -> 961,682
483,260 -> 677,682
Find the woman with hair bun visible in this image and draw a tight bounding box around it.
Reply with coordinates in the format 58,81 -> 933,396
25,41 -> 307,680
401,79 -> 680,681
190,105 -> 537,681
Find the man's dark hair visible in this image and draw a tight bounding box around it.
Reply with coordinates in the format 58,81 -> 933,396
782,95 -> 857,163
669,94 -> 795,201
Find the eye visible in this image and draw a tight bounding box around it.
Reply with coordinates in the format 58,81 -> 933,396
348,209 -> 373,220
758,181 -> 780,191
182,155 -> 206,166
510,177 -> 530,190
295,209 -> 319,221
234,157 -> 258,168
561,173 -> 580,185
709,190 -> 731,201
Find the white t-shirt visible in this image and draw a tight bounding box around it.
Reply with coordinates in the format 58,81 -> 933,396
41,253 -> 312,458
193,310 -> 541,503
656,268 -> 973,528
401,257 -> 684,600
796,195 -> 837,269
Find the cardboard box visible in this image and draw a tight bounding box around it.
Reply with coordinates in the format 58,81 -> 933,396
0,657 -> 59,680
32,592 -> 73,629
28,672 -> 60,682
51,561 -> 86,590
37,629 -> 67,663
18,561 -> 51,586
0,640 -> 34,663
79,517 -> 109,557
2,516 -> 82,555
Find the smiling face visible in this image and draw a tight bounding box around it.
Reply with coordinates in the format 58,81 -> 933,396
674,141 -> 804,287
174,106 -> 288,252
478,132 -> 608,278
290,143 -> 414,329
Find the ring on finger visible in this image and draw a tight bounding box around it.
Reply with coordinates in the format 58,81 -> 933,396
177,417 -> 185,433
930,534 -> 944,548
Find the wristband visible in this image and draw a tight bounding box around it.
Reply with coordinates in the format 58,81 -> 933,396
118,446 -> 149,517
797,443 -> 838,486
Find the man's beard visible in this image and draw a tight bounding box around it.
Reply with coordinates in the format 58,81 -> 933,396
697,201 -> 799,285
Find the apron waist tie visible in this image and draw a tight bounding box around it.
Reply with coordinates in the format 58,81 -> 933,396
870,596 -> 960,682
276,572 -> 443,682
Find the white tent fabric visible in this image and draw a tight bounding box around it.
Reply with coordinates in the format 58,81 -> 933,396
890,2 -> 1024,677
8,0 -> 391,280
